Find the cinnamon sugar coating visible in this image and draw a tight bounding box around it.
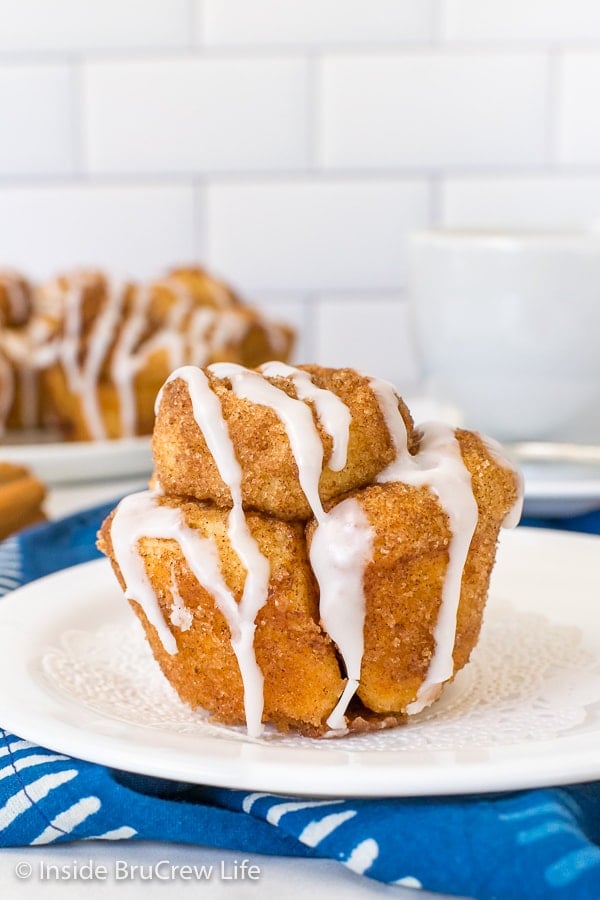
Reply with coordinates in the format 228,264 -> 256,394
99,367 -> 521,737
98,497 -> 345,735
0,265 -> 294,441
153,365 -> 417,521
317,429 -> 520,717
0,270 -> 52,432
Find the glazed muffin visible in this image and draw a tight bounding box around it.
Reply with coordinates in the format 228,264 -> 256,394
0,270 -> 57,434
30,266 -> 295,441
98,363 -> 522,737
152,363 -> 417,520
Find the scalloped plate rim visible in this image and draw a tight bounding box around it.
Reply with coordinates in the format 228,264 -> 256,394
0,528 -> 599,798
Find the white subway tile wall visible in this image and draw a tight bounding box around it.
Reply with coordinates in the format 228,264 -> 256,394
0,0 -> 191,53
1,0 -> 600,383
442,0 -> 600,42
0,65 -> 74,174
82,58 -> 310,173
205,179 -> 430,291
557,52 -> 600,166
442,177 -> 600,229
200,0 -> 434,47
314,296 -> 419,392
0,185 -> 196,279
318,52 -> 549,169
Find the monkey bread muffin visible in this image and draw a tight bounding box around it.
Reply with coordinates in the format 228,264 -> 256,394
0,265 -> 294,441
0,269 -> 53,433
98,362 -> 522,737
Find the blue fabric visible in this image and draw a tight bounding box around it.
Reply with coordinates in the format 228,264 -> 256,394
1,501 -> 600,900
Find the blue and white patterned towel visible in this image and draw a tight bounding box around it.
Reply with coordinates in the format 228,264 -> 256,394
1,502 -> 599,900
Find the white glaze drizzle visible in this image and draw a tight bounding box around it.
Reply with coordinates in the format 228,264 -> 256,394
0,276 -> 52,430
185,307 -> 216,367
114,363 -> 520,734
53,278 -> 194,438
369,375 -> 480,714
0,271 -> 29,325
169,565 -> 194,632
262,319 -> 289,358
112,287 -> 212,430
110,489 -> 265,681
110,284 -> 193,438
309,496 -> 374,729
138,281 -> 196,374
59,278 -> 126,440
210,362 -> 329,519
0,269 -> 291,440
24,317 -> 58,369
209,310 -> 252,354
110,286 -> 152,438
259,361 -> 351,471
153,365 -> 270,736
111,490 -> 270,738
0,313 -> 57,430
209,362 -> 373,729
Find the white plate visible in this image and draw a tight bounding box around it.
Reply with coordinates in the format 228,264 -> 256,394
0,433 -> 152,485
1,528 -> 599,797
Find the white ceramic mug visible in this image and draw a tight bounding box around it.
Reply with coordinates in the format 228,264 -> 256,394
408,229 -> 600,443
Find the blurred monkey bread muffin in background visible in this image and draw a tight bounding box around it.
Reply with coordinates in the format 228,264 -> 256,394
0,265 -> 294,441
98,362 -> 522,738
0,269 -> 53,434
